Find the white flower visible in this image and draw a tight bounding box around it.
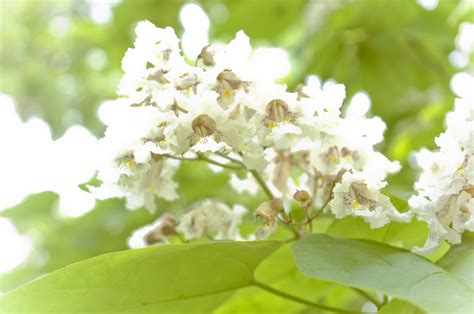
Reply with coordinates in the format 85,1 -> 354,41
92,158 -> 179,213
254,199 -> 283,239
95,20 -> 402,236
0,94 -> 98,215
331,172 -> 410,228
128,213 -> 177,248
176,200 -> 247,240
409,93 -> 474,252
229,173 -> 259,195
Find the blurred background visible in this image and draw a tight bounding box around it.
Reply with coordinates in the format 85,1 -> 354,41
0,0 -> 473,300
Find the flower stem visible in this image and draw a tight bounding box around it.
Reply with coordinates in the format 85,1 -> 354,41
197,153 -> 244,170
253,280 -> 353,313
163,153 -> 244,170
215,152 -> 246,167
249,169 -> 274,199
309,183 -> 335,220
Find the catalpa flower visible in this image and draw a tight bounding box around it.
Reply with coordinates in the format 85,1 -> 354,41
176,199 -> 247,240
95,20 -> 404,239
409,97 -> 474,252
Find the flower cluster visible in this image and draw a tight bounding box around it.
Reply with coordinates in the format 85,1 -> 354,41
93,21 -> 406,243
409,96 -> 474,252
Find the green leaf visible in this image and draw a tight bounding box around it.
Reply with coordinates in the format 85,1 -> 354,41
327,216 -> 429,250
215,244 -> 359,313
437,236 -> 474,289
326,216 -> 451,262
379,299 -> 425,314
0,241 -> 282,313
292,234 -> 474,313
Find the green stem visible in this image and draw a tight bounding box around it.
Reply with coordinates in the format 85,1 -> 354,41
353,288 -> 382,308
163,153 -> 244,170
162,154 -> 196,161
215,152 -> 246,167
253,280 -> 353,313
249,169 -> 274,199
309,183 -> 335,220
197,153 -> 244,170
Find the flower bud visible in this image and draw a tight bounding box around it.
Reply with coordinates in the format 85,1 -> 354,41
270,197 -> 285,213
293,190 -> 312,208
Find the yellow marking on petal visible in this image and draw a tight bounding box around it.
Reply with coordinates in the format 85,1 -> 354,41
185,88 -> 191,96
223,89 -> 232,98
121,159 -> 136,170
330,156 -> 338,164
268,121 -> 276,129
352,200 -> 360,209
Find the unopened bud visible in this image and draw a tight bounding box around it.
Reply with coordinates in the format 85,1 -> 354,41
270,197 -> 284,213
293,190 -> 310,202
293,190 -> 312,208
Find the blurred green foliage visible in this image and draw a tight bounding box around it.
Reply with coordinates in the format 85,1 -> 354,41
1,1 -> 473,311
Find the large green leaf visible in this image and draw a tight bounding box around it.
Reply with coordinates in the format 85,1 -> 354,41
379,299 -> 425,314
327,216 -> 429,250
326,216 -> 450,262
0,241 -> 281,313
437,236 -> 474,289
215,244 -> 359,314
292,234 -> 474,313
